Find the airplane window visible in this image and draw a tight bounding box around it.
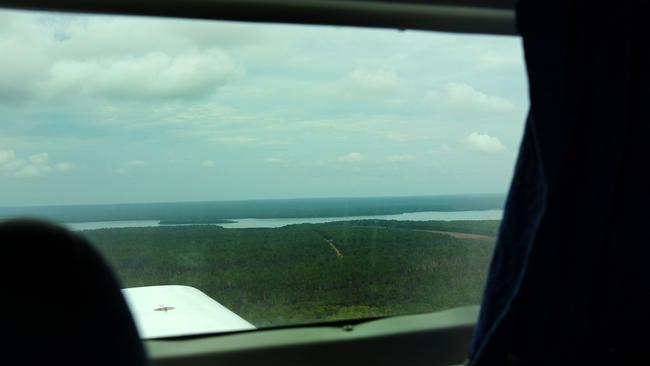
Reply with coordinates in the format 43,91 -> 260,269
0,8 -> 527,338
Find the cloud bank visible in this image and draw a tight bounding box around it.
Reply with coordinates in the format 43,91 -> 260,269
338,152 -> 364,163
0,150 -> 75,177
463,133 -> 506,154
445,82 -> 514,112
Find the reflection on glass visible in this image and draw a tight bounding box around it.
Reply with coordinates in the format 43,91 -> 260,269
0,9 -> 527,337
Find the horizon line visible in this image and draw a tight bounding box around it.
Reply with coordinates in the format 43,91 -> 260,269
0,192 -> 507,210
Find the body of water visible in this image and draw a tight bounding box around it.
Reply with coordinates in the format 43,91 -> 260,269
63,209 -> 503,231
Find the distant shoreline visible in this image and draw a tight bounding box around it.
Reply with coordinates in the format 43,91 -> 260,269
0,194 -> 506,224
158,219 -> 238,225
62,209 -> 503,231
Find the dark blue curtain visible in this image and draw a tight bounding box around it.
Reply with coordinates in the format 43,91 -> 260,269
470,1 -> 650,364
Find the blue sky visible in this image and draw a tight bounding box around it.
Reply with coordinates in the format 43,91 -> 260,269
0,9 -> 528,206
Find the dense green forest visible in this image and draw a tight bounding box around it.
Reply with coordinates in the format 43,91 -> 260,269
82,220 -> 497,327
324,219 -> 501,237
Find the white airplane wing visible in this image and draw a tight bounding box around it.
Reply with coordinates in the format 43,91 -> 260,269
121,285 -> 255,339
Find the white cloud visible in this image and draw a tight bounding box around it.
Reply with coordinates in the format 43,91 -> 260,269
479,51 -> 523,68
54,162 -> 75,172
266,157 -> 284,164
384,132 -> 431,143
0,150 -> 16,164
44,49 -> 235,99
388,154 -> 415,162
126,160 -> 146,167
385,133 -> 408,142
115,160 -> 147,175
429,144 -> 452,154
348,68 -> 401,93
0,150 -> 74,177
463,132 -> 506,154
201,160 -> 216,168
213,136 -> 257,144
338,152 -> 364,163
29,152 -> 49,164
444,82 -> 514,112
0,13 -> 241,102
